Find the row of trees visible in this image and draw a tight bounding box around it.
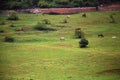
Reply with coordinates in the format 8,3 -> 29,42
0,0 -> 120,9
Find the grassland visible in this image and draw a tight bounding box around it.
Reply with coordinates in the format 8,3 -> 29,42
0,11 -> 120,80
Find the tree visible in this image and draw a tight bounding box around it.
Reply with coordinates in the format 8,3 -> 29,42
0,0 -> 120,9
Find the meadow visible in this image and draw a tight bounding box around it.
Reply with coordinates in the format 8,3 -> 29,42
0,11 -> 120,80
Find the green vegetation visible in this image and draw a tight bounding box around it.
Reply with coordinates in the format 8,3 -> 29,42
63,19 -> 68,23
74,28 -> 84,38
79,38 -> 89,48
42,19 -> 51,24
7,11 -> 19,20
0,0 -> 120,9
34,22 -> 56,31
0,29 -> 4,33
0,11 -> 120,80
0,21 -> 5,25
109,14 -> 116,23
4,36 -> 15,42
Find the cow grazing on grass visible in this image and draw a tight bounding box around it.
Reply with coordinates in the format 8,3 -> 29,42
15,27 -> 29,32
15,28 -> 24,32
60,37 -> 65,41
75,28 -> 81,30
98,34 -> 104,37
15,29 -> 22,32
112,36 -> 117,39
67,15 -> 70,18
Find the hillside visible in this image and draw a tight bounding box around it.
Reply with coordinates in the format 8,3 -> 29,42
0,11 -> 120,80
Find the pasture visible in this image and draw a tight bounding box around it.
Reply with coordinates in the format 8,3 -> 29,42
0,11 -> 120,80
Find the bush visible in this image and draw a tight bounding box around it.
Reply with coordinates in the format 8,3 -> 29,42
42,19 -> 51,24
109,14 -> 115,23
75,28 -> 84,38
79,38 -> 89,48
63,19 -> 68,23
82,13 -> 86,17
34,22 -> 56,31
4,36 -> 14,42
7,11 -> 19,20
10,24 -> 15,27
0,30 -> 4,33
0,21 -> 5,25
34,22 -> 47,30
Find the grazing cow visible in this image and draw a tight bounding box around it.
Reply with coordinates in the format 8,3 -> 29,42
98,34 -> 104,37
75,28 -> 81,30
60,37 -> 65,41
22,27 -> 29,32
112,36 -> 117,39
15,29 -> 21,32
15,28 -> 24,32
67,15 -> 70,18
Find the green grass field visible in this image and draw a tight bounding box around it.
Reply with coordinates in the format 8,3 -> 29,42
0,11 -> 120,80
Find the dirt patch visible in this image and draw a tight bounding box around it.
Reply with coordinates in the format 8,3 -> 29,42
97,69 -> 120,74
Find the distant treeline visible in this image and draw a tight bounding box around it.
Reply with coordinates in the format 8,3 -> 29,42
0,0 -> 120,10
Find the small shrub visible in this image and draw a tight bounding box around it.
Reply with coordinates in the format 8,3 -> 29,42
10,24 -> 15,27
34,22 -> 47,30
74,28 -> 84,38
4,36 -> 14,42
0,21 -> 5,25
79,38 -> 89,48
109,14 -> 115,23
82,13 -> 86,17
7,11 -> 19,20
34,22 -> 56,31
62,19 -> 68,23
42,19 -> 51,24
0,30 -> 4,33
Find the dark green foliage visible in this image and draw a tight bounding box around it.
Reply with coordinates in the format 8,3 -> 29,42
0,0 -> 120,9
34,22 -> 47,30
54,0 -> 69,7
42,19 -> 51,24
38,1 -> 57,8
109,14 -> 115,23
75,28 -> 84,38
7,11 -> 19,20
79,38 -> 89,48
0,30 -> 4,33
34,22 -> 56,31
10,24 -> 15,27
63,19 -> 68,23
82,13 -> 86,17
4,36 -> 14,42
71,0 -> 83,7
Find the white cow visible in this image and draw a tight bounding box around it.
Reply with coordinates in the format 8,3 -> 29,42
67,15 -> 70,18
60,37 -> 65,41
